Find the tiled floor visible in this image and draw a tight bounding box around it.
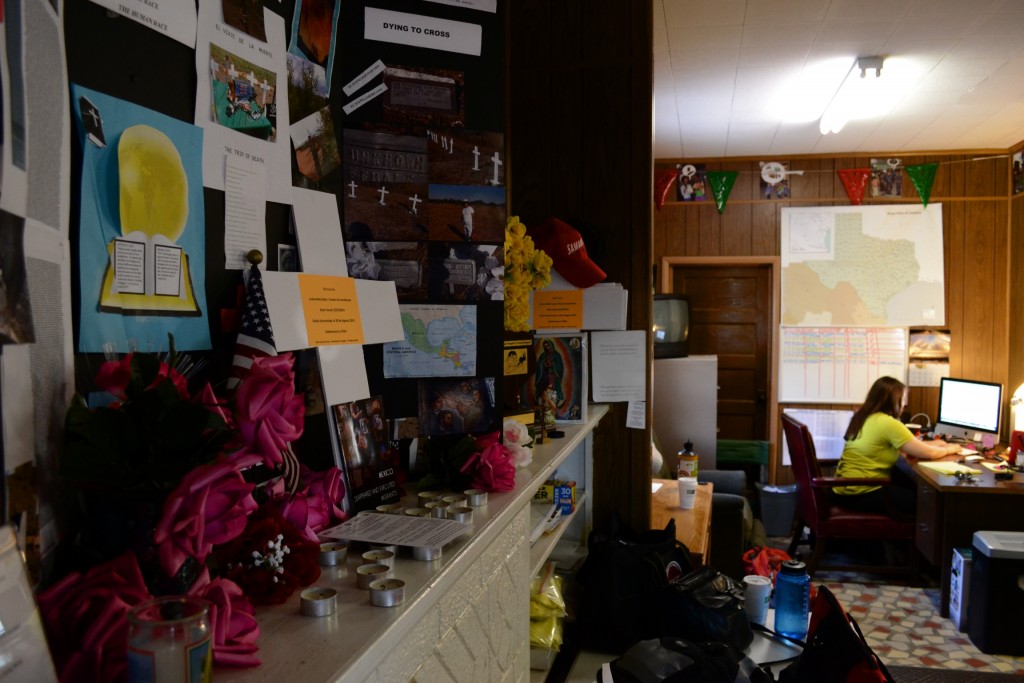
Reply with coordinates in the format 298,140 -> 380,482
811,577 -> 1024,675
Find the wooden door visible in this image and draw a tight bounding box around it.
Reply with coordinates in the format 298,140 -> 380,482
671,265 -> 772,440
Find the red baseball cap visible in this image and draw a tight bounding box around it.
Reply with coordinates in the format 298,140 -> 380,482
528,217 -> 607,288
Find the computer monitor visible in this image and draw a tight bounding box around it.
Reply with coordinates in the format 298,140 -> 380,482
934,377 -> 1003,443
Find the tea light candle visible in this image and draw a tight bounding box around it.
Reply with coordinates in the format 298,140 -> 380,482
356,563 -> 392,589
300,587 -> 338,617
448,506 -> 474,524
404,507 -> 431,517
368,578 -> 405,607
412,545 -> 442,561
319,542 -> 348,566
361,549 -> 395,567
376,503 -> 404,514
442,494 -> 468,507
465,489 -> 488,506
425,501 -> 450,518
417,490 -> 442,505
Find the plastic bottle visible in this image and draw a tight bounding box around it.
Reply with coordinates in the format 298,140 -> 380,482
774,559 -> 810,641
676,440 -> 699,479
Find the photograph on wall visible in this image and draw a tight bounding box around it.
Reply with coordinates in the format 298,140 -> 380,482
345,241 -> 428,301
521,334 -> 588,424
195,0 -> 291,204
289,105 -> 340,184
870,158 -> 902,197
427,129 -> 504,187
0,209 -> 35,344
426,184 -> 505,242
1014,150 -> 1023,195
382,65 -> 464,128
71,84 -> 211,353
343,127 -> 429,240
333,396 -> 400,512
759,161 -> 791,199
417,376 -> 496,437
288,0 -> 340,95
427,242 -> 503,302
209,45 -> 278,141
675,163 -> 708,202
221,0 -> 267,42
382,303 -> 477,379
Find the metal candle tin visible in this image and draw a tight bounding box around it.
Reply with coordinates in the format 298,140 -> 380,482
356,563 -> 392,589
361,549 -> 395,567
425,501 -> 450,518
464,489 -> 488,506
412,545 -> 442,561
319,541 -> 349,566
448,506 -> 474,524
300,587 -> 338,617
404,507 -> 431,517
368,578 -> 405,607
375,503 -> 404,514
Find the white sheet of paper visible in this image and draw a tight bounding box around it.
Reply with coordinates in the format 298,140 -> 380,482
195,0 -> 292,204
627,400 -> 646,429
291,188 -> 347,276
262,272 -> 402,351
320,512 -> 469,548
224,155 -> 267,269
88,0 -> 197,47
590,330 -> 647,402
318,345 -> 369,405
363,7 -> 482,56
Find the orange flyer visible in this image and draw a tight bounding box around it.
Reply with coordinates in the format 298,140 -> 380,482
297,274 -> 365,346
533,289 -> 583,329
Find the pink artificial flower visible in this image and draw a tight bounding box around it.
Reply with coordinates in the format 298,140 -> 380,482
189,569 -> 261,668
474,430 -> 501,449
154,454 -> 262,578
193,381 -> 236,430
502,419 -> 533,447
279,466 -> 347,542
508,443 -> 533,468
94,353 -> 188,403
234,354 -> 305,469
460,441 -> 517,492
36,552 -> 153,683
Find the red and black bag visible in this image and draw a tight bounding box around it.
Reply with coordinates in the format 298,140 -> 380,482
742,547 -> 792,586
778,585 -> 894,683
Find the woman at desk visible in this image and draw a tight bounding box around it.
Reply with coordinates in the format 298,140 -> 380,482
833,376 -> 961,518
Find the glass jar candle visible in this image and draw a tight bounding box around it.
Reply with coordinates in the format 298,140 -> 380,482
127,596 -> 212,683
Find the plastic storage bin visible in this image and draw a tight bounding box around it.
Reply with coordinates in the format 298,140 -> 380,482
756,483 -> 798,537
967,531 -> 1024,655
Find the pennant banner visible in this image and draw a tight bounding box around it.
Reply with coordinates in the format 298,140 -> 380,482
838,168 -> 871,205
655,167 -> 679,210
906,163 -> 939,207
707,171 -> 738,214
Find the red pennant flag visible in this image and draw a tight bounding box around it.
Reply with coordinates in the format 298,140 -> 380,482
655,167 -> 679,210
838,168 -> 871,205
906,163 -> 939,207
706,171 -> 738,214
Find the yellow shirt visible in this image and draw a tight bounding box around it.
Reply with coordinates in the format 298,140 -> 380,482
835,413 -> 914,495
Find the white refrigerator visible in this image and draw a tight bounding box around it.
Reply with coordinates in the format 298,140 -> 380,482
652,355 -> 718,472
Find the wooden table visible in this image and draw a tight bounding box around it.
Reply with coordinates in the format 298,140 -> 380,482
650,478 -> 713,565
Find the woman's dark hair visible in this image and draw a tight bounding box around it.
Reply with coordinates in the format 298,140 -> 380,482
844,376 -> 906,441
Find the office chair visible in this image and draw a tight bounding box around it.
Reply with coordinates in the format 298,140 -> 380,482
781,413 -> 918,578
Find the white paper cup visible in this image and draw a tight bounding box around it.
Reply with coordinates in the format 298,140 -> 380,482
743,575 -> 772,625
677,477 -> 698,509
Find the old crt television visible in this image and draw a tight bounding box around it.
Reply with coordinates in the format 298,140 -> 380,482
652,294 -> 690,358
935,377 -> 1003,442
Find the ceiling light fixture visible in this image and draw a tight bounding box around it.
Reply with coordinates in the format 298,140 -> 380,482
819,56 -> 886,135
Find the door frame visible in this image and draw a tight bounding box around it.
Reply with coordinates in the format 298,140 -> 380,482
660,256 -> 781,481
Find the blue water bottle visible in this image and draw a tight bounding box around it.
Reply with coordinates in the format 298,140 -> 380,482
774,559 -> 810,641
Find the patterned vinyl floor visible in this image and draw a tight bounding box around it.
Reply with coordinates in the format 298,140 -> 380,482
814,578 -> 1024,675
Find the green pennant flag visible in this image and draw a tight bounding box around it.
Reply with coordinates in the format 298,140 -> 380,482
906,163 -> 939,207
707,171 -> 738,214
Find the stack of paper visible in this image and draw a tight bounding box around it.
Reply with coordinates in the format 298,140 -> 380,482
529,269 -> 627,332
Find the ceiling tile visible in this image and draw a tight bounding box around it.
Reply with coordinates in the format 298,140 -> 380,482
745,0 -> 829,26
662,0 -> 746,28
666,24 -> 743,52
742,22 -> 820,47
825,0 -> 914,22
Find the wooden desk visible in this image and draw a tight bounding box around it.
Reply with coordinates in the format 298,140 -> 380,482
650,479 -> 713,565
900,456 -> 1024,617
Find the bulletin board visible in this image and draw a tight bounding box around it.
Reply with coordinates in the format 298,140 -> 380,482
779,327 -> 907,403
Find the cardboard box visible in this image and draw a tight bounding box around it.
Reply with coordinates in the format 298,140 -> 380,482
534,480 -> 576,514
950,547 -> 971,632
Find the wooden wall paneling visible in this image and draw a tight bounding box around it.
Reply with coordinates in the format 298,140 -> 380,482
991,201 -> 1010,394
653,205 -> 669,274
698,203 -> 721,255
751,203 -> 777,256
943,201 -> 966,377
511,0 -> 653,532
730,161 -> 756,202
682,204 -> 699,255
967,155 -> 1005,197
960,201 -> 1000,381
721,204 -> 752,256
1009,195 -> 1024,408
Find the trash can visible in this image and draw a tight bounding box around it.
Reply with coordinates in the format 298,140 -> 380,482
967,531 -> 1024,655
755,483 -> 798,537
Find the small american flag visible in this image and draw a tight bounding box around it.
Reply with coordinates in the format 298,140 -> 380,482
228,264 -> 301,495
227,264 -> 276,391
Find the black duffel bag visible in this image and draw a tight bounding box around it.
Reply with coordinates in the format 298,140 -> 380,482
663,565 -> 754,651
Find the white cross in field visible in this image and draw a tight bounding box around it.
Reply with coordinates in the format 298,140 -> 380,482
490,151 -> 503,185
348,181 -> 358,198
378,185 -> 389,205
472,145 -> 481,171
410,193 -> 422,214
227,62 -> 239,79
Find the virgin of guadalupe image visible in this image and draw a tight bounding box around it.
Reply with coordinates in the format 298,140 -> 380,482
535,339 -> 565,407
